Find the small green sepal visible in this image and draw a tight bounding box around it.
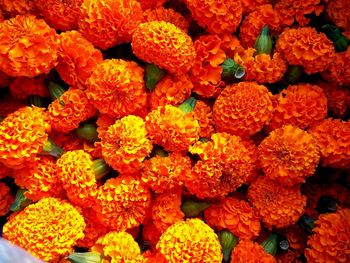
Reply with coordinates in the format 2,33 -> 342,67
221,58 -> 245,80
261,233 -> 278,256
181,200 -> 210,218
41,138 -> 64,158
178,97 -> 197,113
145,64 -> 166,90
10,189 -> 33,212
218,230 -> 238,262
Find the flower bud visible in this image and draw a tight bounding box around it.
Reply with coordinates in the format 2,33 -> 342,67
76,123 -> 99,142
178,97 -> 196,113
221,58 -> 245,80
218,230 -> 238,262
254,26 -> 272,55
181,200 -> 210,218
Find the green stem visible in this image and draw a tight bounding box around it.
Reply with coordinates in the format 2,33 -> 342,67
254,26 -> 272,55
145,64 -> 166,90
218,230 -> 238,262
322,24 -> 349,52
261,233 -> 278,256
10,189 -> 33,212
76,123 -> 99,142
221,58 -> 245,80
178,97 -> 196,113
181,200 -> 210,218
92,159 -> 110,181
41,138 -> 64,158
67,252 -> 102,263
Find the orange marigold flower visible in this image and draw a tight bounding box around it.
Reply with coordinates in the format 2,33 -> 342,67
309,119 -> 350,169
213,82 -> 274,137
325,0 -> 350,31
248,176 -> 306,229
185,0 -> 242,34
204,197 -> 261,240
78,0 -> 143,50
56,30 -> 103,89
269,84 -> 328,130
241,0 -> 271,15
138,0 -> 166,10
100,115 -> 152,175
56,150 -> 98,208
234,48 -> 287,84
0,162 -> 12,179
86,59 -> 148,118
142,223 -> 162,248
145,105 -> 200,152
0,15 -> 59,77
50,131 -> 83,152
132,21 -> 195,75
143,7 -> 189,32
9,76 -> 48,99
276,250 -> 301,263
0,0 -> 37,17
94,176 -> 151,231
276,27 -> 335,74
242,139 -> 260,183
14,156 -> 65,201
305,208 -> 350,263
258,125 -> 320,186
220,34 -> 245,58
0,106 -> 50,169
142,250 -> 167,263
2,197 -> 85,262
149,75 -> 193,110
48,88 -> 96,133
231,239 -> 276,263
157,218 -> 223,263
141,152 -> 191,193
192,100 -> 215,139
96,114 -> 116,140
0,182 -> 13,216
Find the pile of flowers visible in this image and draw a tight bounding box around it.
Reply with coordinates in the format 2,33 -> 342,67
0,0 -> 349,262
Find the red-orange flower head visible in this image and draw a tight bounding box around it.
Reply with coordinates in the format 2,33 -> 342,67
305,208 -> 350,263
248,176 -> 306,229
9,77 -> 48,99
0,182 -> 13,216
2,197 -> 85,262
204,197 -> 261,240
0,15 -> 59,77
149,74 -> 193,111
100,115 -> 152,175
184,0 -> 242,34
141,152 -> 191,193
213,82 -> 274,137
56,30 -> 103,89
0,106 -> 50,169
309,119 -> 350,169
192,100 -> 215,139
35,0 -> 83,31
56,150 -> 98,208
276,27 -> 335,74
94,175 -> 151,231
231,239 -> 277,263
0,0 -> 37,17
269,84 -> 328,130
138,0 -> 166,10
145,105 -> 200,152
86,59 -> 148,118
0,162 -> 12,179
241,0 -> 272,15
132,21 -> 196,76
325,0 -> 350,31
322,47 -> 350,86
78,0 -> 144,50
259,125 -> 320,186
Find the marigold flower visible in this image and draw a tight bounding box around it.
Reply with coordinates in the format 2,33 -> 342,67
141,152 -> 191,193
0,182 -> 13,216
204,197 -> 261,240
50,131 -> 83,152
325,0 -> 350,31
282,225 -> 307,254
2,197 -> 85,262
143,7 -> 189,32
192,100 -> 215,139
213,82 -> 274,137
157,218 -> 223,263
9,76 -> 48,99
0,0 -> 37,17
142,250 -> 167,263
230,239 -> 276,263
241,0 -> 271,15
146,105 -> 200,152
0,106 -> 50,169
248,176 -> 306,229
78,0 -> 143,50
138,0 -> 166,10
276,27 -> 335,74
94,176 -> 151,231
276,250 -> 301,263
269,84 -> 328,130
56,31 -> 103,89
86,59 -> 148,118
305,208 -> 350,262
309,119 -> 350,169
0,15 -> 59,77
0,162 -> 12,179
142,223 -> 162,248
100,115 -> 152,175
132,21 -> 195,75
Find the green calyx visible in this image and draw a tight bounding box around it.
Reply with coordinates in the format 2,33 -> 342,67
67,252 -> 102,263
48,82 -> 66,105
92,159 -> 110,181
10,189 -> 33,212
261,233 -> 278,256
41,138 -> 64,158
28,95 -> 44,108
286,65 -> 303,83
322,24 -> 349,52
155,149 -> 169,157
178,97 -> 197,113
218,230 -> 238,262
221,58 -> 245,80
181,200 -> 210,218
254,26 -> 272,55
76,123 -> 99,142
145,64 -> 166,90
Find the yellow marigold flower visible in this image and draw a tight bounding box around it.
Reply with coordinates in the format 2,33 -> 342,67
132,21 -> 196,75
231,239 -> 277,263
145,105 -> 200,152
9,76 -> 48,99
0,0 -> 37,17
259,125 -> 320,186
2,197 -> 85,262
213,82 -> 274,137
305,208 -> 350,263
276,27 -> 335,74
184,0 -> 242,35
94,176 -> 151,231
78,0 -> 144,50
325,0 -> 350,31
56,30 -> 103,89
56,150 -> 98,208
157,218 -> 223,263
0,15 -> 59,77
192,100 -> 215,139
248,176 -> 306,229
138,0 -> 166,10
141,152 -> 191,193
309,119 -> 350,169
0,106 -> 50,169
100,115 -> 152,175
0,181 -> 13,216
86,59 -> 148,118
